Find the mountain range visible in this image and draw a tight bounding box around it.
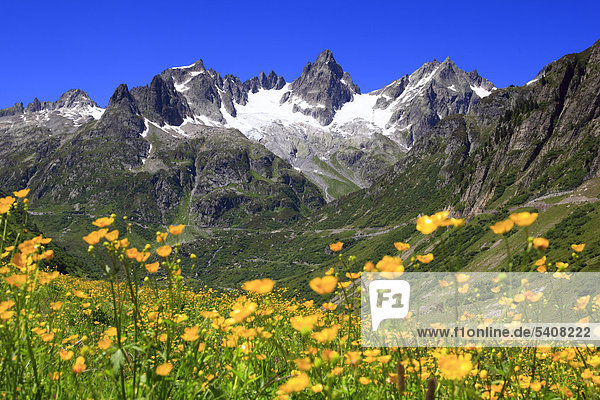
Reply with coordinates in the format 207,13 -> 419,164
1,41 -> 599,289
1,49 -> 494,200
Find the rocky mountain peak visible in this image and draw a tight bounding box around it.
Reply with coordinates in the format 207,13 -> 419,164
245,70 -> 286,93
94,84 -> 145,138
20,89 -> 98,114
315,49 -> 335,64
287,49 -> 360,125
130,75 -> 192,126
0,102 -> 24,117
25,98 -> 43,113
107,84 -> 139,113
174,59 -> 206,73
54,89 -> 97,109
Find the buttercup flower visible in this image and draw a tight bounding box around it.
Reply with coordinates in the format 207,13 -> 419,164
13,189 -> 30,198
416,215 -> 438,235
437,353 -> 472,380
309,276 -> 338,294
242,278 -> 275,294
279,372 -> 310,394
490,219 -> 514,234
156,362 -> 173,376
168,225 -> 185,235
416,253 -> 434,263
375,256 -> 404,273
72,357 -> 86,374
329,242 -> 343,252
92,216 -> 114,228
394,242 -> 410,251
533,237 -> 549,250
509,212 -> 538,227
156,245 -> 172,258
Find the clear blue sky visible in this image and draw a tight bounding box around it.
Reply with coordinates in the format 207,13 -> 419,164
2,0 -> 599,108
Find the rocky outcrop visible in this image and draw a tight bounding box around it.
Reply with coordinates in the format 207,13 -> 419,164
371,57 -> 495,147
23,89 -> 99,113
0,103 -> 24,117
285,49 -> 360,125
244,70 -> 286,93
131,75 -> 193,126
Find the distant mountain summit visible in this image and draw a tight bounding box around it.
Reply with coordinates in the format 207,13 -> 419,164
284,49 -> 360,125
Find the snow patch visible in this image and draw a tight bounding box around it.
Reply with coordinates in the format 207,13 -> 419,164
141,119 -> 150,138
331,93 -> 392,131
447,84 -> 457,92
142,143 -> 152,165
470,85 -> 492,98
222,84 -> 322,139
172,62 -> 197,70
174,71 -> 204,92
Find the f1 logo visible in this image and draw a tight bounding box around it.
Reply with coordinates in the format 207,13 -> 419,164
369,280 -> 410,331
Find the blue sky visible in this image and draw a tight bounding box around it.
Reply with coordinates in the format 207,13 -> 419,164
2,0 -> 599,108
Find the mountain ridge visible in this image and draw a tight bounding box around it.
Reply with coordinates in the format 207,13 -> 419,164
1,49 -> 495,199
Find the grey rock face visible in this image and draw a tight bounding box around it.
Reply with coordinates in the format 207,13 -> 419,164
0,103 -> 24,117
244,70 -> 286,93
161,60 -> 226,123
1,89 -> 104,136
130,75 -> 193,126
286,49 -> 360,125
25,98 -> 43,113
54,89 -> 98,109
370,57 -> 496,147
22,89 -> 99,113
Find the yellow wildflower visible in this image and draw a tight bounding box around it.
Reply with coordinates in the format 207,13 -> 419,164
0,196 -> 16,214
571,244 -> 585,252
92,216 -> 114,228
533,237 -> 549,250
290,315 -> 319,332
329,242 -> 343,252
97,337 -> 112,350
13,189 -> 30,198
278,372 -> 310,394
490,219 -> 514,234
416,253 -> 434,263
241,278 -> 275,294
416,215 -> 438,235
437,353 -> 472,380
59,350 -> 74,361
312,325 -> 340,343
375,256 -> 404,273
168,225 -> 185,235
72,357 -> 86,374
105,230 -> 119,242
156,362 -> 173,376
181,326 -> 200,342
309,276 -> 338,294
509,212 -> 538,227
156,245 -> 172,258
394,242 -> 410,251
145,262 -> 159,274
